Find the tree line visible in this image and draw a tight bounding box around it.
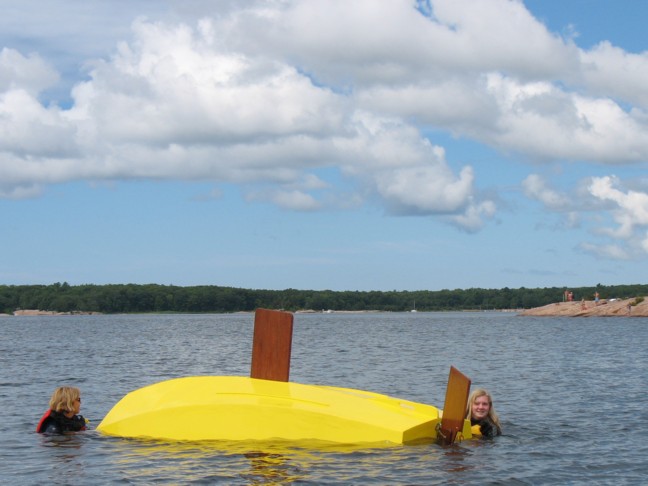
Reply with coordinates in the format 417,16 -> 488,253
2,282 -> 647,315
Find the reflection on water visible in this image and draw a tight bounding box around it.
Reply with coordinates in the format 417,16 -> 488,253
96,436 -> 414,484
242,452 -> 302,485
98,438 -> 317,484
3,312 -> 648,484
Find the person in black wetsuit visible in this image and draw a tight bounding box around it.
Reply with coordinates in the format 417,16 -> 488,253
36,386 -> 87,434
465,388 -> 501,438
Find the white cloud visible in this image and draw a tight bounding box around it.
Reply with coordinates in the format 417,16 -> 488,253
451,199 -> 496,232
249,188 -> 321,211
579,241 -> 631,260
0,181 -> 43,199
0,88 -> 77,158
250,0 -> 576,85
0,48 -> 59,95
329,112 -> 494,222
481,74 -> 648,163
427,0 -> 577,78
2,0 -> 648,239
376,164 -> 474,214
579,41 -> 648,109
588,176 -> 648,239
66,19 -> 347,147
642,231 -> 648,254
0,13 -> 495,229
521,174 -> 648,259
237,0 -> 648,163
522,174 -> 570,210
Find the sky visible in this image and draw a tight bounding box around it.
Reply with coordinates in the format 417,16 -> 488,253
1,0 -> 648,292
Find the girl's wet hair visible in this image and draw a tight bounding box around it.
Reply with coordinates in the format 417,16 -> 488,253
49,386 -> 81,413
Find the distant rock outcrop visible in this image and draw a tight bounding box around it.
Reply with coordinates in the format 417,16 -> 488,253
518,297 -> 648,317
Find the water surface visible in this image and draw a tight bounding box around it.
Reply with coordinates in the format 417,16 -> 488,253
1,312 -> 647,484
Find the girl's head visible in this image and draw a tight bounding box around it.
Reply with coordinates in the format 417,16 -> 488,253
466,388 -> 499,426
49,386 -> 81,415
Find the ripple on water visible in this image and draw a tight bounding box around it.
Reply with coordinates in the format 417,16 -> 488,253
2,313 -> 648,484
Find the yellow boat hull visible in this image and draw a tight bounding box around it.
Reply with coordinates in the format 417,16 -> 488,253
97,376 -> 472,445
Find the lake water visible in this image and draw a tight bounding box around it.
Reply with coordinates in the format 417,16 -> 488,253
1,312 -> 648,485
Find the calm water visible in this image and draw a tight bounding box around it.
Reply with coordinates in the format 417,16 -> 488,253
1,312 -> 648,485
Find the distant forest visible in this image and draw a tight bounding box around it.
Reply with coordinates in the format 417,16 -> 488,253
2,282 -> 648,315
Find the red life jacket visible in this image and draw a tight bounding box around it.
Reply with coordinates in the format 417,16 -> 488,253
36,410 -> 87,433
36,410 -> 52,433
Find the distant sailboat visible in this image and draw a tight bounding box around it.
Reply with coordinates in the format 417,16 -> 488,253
411,300 -> 417,313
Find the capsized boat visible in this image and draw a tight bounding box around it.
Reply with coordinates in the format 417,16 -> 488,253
97,309 -> 472,446
97,375 -> 472,444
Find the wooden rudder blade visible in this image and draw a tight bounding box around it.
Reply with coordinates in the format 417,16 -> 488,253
250,308 -> 294,382
439,366 -> 471,445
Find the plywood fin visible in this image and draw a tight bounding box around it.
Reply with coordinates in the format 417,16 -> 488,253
250,308 -> 294,382
439,366 -> 471,445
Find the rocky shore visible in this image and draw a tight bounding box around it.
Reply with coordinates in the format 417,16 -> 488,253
518,297 -> 648,317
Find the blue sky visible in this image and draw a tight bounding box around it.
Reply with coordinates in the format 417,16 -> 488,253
1,0 -> 648,291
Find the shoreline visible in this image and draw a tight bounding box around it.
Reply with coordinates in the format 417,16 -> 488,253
518,297 -> 648,317
10,310 -> 102,316
6,300 -> 647,317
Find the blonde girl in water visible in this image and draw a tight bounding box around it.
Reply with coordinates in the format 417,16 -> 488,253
465,388 -> 502,438
36,386 -> 87,434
